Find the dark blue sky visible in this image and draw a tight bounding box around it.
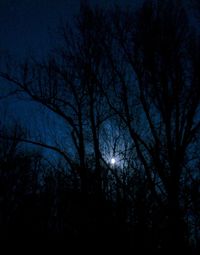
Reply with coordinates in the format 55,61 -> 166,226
0,0 -> 80,57
0,0 -> 141,157
0,0 -> 140,111
0,0 -> 197,161
0,0 -> 139,57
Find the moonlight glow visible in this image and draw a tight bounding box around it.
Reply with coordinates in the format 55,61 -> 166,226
111,158 -> 116,165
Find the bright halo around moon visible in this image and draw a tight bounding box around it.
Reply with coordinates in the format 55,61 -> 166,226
111,158 -> 116,165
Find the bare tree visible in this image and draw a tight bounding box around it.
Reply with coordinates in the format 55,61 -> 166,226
1,0 -> 200,250
99,0 -> 200,250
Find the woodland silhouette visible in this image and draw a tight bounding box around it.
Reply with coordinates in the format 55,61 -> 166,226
0,0 -> 200,253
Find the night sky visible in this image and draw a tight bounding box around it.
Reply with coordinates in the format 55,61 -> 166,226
0,0 -> 196,146
0,0 -> 140,118
0,0 -> 196,136
0,0 -> 141,158
1,0 -> 195,58
0,0 -> 139,57
0,0 -> 79,57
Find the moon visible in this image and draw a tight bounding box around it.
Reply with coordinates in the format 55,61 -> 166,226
111,158 -> 116,165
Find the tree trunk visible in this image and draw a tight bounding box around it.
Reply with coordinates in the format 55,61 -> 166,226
165,177 -> 186,252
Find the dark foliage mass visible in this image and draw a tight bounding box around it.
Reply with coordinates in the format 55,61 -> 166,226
0,0 -> 200,253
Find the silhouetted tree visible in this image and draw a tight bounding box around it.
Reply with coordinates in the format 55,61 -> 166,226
0,0 -> 200,252
100,0 -> 200,251
0,123 -> 44,238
